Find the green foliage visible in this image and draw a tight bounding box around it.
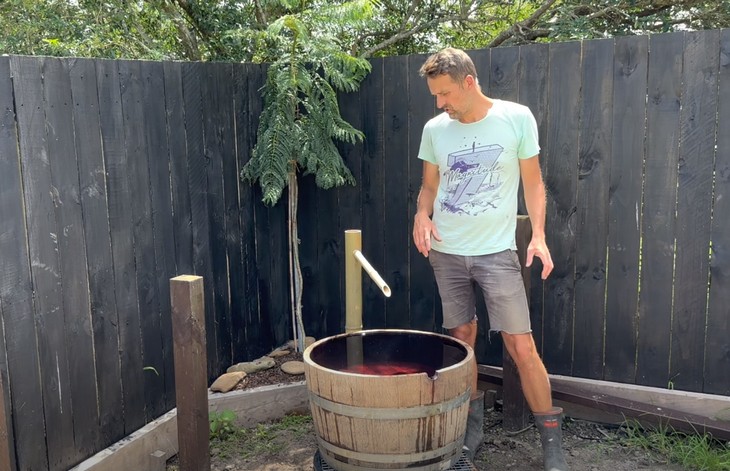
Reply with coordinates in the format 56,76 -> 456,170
622,421 -> 730,471
209,410 -> 238,441
240,2 -> 371,206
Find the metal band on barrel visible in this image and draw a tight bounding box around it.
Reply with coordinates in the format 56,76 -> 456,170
308,389 -> 470,419
317,436 -> 463,468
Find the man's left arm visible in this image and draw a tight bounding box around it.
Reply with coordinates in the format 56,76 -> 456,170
519,156 -> 554,279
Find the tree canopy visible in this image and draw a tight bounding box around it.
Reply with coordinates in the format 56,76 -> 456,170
2,0 -> 729,62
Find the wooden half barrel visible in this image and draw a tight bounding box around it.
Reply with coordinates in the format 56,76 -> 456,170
303,329 -> 474,471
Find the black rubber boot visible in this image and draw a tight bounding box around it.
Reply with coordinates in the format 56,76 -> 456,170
462,390 -> 485,462
534,407 -> 569,471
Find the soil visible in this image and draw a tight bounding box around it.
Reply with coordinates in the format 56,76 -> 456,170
167,352 -> 685,471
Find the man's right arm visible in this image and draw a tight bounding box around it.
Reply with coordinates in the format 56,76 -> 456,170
413,161 -> 441,257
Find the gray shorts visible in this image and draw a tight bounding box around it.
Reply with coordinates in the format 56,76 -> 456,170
428,249 -> 531,333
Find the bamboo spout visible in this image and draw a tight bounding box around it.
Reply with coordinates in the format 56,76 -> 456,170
344,230 -> 391,333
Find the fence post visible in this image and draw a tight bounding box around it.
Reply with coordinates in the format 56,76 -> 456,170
170,275 -> 210,471
502,216 -> 532,432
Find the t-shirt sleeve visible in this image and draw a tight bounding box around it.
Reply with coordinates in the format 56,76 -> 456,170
517,108 -> 540,159
418,123 -> 438,164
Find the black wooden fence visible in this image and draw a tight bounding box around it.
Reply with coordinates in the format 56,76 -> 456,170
0,28 -> 727,470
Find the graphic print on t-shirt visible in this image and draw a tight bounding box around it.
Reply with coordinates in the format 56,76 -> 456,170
440,141 -> 504,215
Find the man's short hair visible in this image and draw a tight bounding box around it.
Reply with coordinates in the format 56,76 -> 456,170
419,47 -> 478,84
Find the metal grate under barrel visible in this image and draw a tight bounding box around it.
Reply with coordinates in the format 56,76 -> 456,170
313,449 -> 479,471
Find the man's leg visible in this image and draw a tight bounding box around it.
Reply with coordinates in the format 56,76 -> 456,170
448,318 -> 478,400
502,332 -> 568,471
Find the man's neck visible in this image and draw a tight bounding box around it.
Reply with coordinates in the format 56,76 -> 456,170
458,94 -> 494,124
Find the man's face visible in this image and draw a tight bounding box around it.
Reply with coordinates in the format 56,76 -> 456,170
426,73 -> 473,121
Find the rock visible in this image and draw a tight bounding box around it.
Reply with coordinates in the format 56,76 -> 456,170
268,348 -> 291,358
210,371 -> 247,393
226,356 -> 276,374
280,360 -> 306,375
286,336 -> 316,350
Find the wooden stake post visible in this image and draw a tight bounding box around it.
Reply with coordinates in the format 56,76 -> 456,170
170,275 -> 210,471
502,216 -> 533,432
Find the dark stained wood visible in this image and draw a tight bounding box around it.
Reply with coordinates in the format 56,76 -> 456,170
119,60 -> 165,421
44,57 -> 98,466
200,63 -> 233,367
636,32 -> 683,388
360,58 -> 387,330
502,216 -> 532,432
96,58 -> 146,436
383,56 -> 410,329
14,55 -> 75,471
489,45 -> 520,102
71,58 -> 125,446
518,42 -> 549,355
604,35 -> 648,384
142,60 -> 177,412
182,61 -> 219,377
246,64 -> 273,359
407,53 -> 437,333
572,38 -> 614,379
170,275 -> 211,471
670,31 -> 719,392
235,63 -> 265,360
0,318 -> 13,471
542,41 -> 582,376
164,61 -> 194,275
704,29 -> 730,396
0,56 -> 33,471
334,81 -> 363,334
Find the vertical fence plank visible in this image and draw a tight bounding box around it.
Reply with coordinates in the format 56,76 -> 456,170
247,64 -> 273,358
408,53 -> 437,333
360,58 -> 386,330
518,43 -> 549,356
165,61 -> 194,275
0,313 -> 13,471
143,60 -> 177,412
705,28 -> 730,396
171,275 -> 210,471
542,41 -> 582,376
97,58 -> 145,436
236,63 -> 266,360
573,38 -> 614,379
636,32 -> 683,388
44,57 -> 99,466
670,30 -> 719,392
336,78 -> 364,334
201,63 -> 233,366
489,46 -> 519,102
13,55 -> 75,471
0,55 -> 39,471
383,56 -> 410,329
604,35 -> 648,383
119,60 -> 166,419
182,61 -> 219,376
71,58 -> 125,446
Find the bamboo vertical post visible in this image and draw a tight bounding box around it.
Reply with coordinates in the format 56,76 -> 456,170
170,275 -> 210,471
345,230 -> 363,333
503,216 -> 533,432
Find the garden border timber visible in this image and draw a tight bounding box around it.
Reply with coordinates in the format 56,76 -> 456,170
70,382 -> 308,471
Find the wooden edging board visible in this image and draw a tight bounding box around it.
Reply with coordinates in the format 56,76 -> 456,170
70,381 -> 308,471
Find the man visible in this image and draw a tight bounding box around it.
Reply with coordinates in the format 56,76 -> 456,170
413,47 -> 569,471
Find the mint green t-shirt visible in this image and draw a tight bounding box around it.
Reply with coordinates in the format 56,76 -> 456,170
418,99 -> 540,256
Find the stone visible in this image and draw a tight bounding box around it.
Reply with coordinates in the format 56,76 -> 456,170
280,360 -> 306,375
226,356 -> 276,374
268,348 -> 291,358
210,371 -> 247,393
285,336 -> 316,350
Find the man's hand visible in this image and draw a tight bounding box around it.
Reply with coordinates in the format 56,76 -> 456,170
526,237 -> 554,279
413,212 -> 441,257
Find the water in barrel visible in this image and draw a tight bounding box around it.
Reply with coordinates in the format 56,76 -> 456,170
308,330 -> 468,379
